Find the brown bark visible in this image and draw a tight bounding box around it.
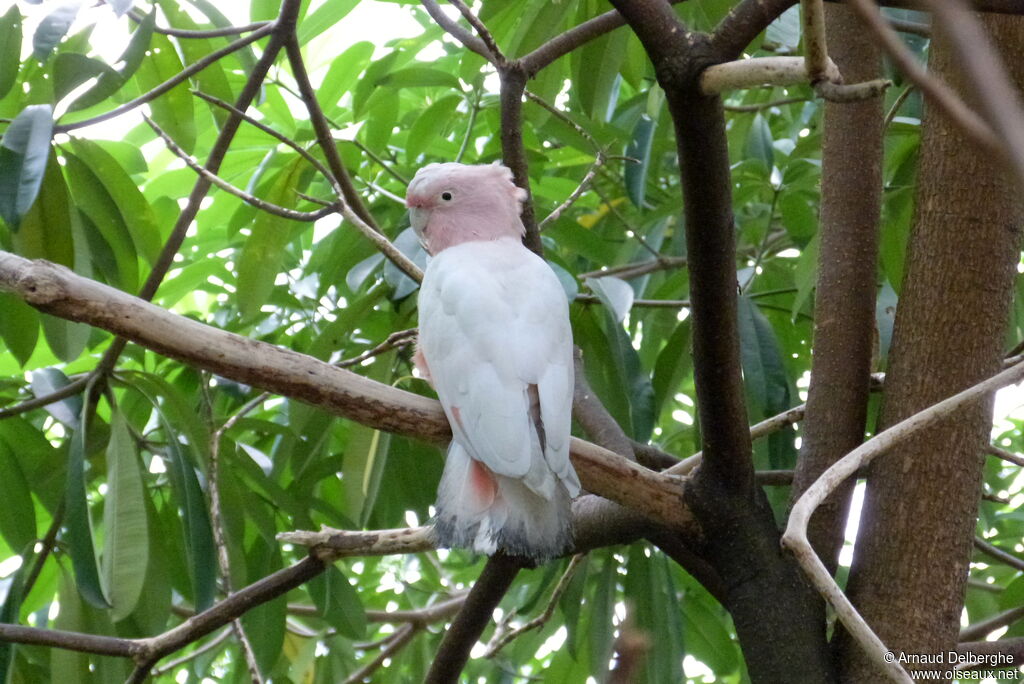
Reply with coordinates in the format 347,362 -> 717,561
790,4 -> 883,574
838,15 -> 1024,683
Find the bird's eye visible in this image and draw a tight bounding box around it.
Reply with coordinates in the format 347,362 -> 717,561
440,191 -> 453,201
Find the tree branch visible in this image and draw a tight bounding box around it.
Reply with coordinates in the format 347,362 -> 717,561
425,554 -> 520,684
0,252 -> 694,534
784,358 -> 1024,683
54,23 -> 276,133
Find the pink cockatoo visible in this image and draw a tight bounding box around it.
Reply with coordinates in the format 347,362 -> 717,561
406,162 -> 581,561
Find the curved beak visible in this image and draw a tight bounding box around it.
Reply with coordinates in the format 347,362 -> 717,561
409,206 -> 430,239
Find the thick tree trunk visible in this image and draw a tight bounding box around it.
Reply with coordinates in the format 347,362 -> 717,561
790,4 -> 883,573
838,15 -> 1024,683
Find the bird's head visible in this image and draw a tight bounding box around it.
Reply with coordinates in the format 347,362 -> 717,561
405,162 -> 528,254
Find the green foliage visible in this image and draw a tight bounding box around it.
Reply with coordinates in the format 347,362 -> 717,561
0,1 -> 1019,683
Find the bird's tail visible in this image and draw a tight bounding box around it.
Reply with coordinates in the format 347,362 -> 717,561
433,442 -> 573,562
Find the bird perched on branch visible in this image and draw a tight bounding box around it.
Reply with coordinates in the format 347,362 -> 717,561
407,162 -> 580,562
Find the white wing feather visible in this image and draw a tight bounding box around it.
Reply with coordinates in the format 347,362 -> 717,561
418,237 -> 578,498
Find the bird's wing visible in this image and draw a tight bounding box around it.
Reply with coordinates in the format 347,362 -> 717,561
418,239 -> 575,492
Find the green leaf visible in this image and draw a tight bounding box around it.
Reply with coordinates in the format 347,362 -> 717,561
64,151 -> 139,292
624,114 -> 655,209
236,157 -> 308,319
0,560 -> 25,681
585,275 -> 634,323
297,0 -> 359,45
682,593 -> 739,674
51,567 -> 90,681
407,94 -> 461,161
379,66 -> 462,90
0,6 -> 22,100
69,138 -> 161,265
0,440 -> 36,552
308,567 -> 366,639
65,403 -> 110,609
736,294 -> 790,419
101,411 -> 150,622
383,228 -> 428,299
604,312 -> 656,442
652,319 -> 692,417
53,53 -> 120,105
29,367 -> 82,429
133,32 -> 195,154
0,105 -> 54,229
312,41 -> 375,111
69,11 -> 154,112
161,414 -> 217,612
32,2 -> 81,61
574,26 -> 627,122
745,113 -> 775,170
0,292 -> 39,366
240,538 -> 286,674
791,230 -> 819,320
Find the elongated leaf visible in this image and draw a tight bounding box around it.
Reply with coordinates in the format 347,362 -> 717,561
0,561 -> 25,681
318,41 -> 375,111
240,538 -> 286,674
69,11 -> 154,112
0,6 -> 21,100
745,113 -> 775,170
0,105 -> 55,229
66,404 -> 110,609
69,138 -> 161,264
585,275 -> 634,323
155,0 -> 234,122
308,567 -> 366,639
32,1 -> 81,60
0,440 -> 36,552
30,367 -> 81,428
161,415 -> 216,611
625,114 -> 655,209
406,94 -> 461,161
101,411 -> 149,622
297,0 -> 358,45
133,32 -> 195,153
124,372 -> 216,610
0,292 -> 39,366
64,152 -> 139,292
379,67 -> 462,90
736,294 -> 790,418
236,157 -> 308,319
51,567 -> 90,681
53,53 -> 119,105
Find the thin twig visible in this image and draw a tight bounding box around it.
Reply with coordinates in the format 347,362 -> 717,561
191,90 -> 336,184
539,162 -> 602,229
724,96 -> 810,112
883,85 -> 915,130
989,445 -> 1024,467
0,375 -> 90,419
55,23 -> 276,133
446,0 -> 506,64
783,359 -> 1024,684
143,114 -> 337,222
344,624 -> 419,684
337,329 -> 417,369
209,393 -> 270,682
974,537 -> 1024,573
483,554 -> 587,658
129,9 -> 271,39
577,256 -> 687,281
284,38 -> 423,282
844,0 -> 1000,153
419,0 -> 491,62
668,404 -> 807,476
150,628 -> 232,676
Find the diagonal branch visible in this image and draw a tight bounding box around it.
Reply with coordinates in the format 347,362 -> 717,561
783,358 -> 1024,684
0,251 -> 694,533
